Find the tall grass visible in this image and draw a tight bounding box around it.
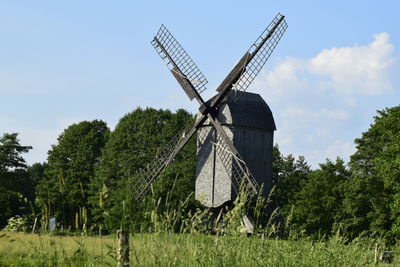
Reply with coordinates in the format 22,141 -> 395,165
0,231 -> 399,266
0,231 -> 115,266
1,187 -> 398,266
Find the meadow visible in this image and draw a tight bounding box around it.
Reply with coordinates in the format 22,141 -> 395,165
0,231 -> 398,266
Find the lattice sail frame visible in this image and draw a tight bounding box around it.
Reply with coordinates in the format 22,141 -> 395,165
229,13 -> 288,101
151,25 -> 208,97
197,124 -> 259,198
130,121 -> 195,202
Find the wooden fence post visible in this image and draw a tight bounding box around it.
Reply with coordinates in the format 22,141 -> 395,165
31,217 -> 38,234
117,229 -> 130,267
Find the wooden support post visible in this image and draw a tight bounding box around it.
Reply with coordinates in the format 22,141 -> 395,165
117,229 -> 130,267
31,217 -> 38,234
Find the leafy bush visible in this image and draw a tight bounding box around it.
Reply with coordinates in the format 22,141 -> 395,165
3,215 -> 30,232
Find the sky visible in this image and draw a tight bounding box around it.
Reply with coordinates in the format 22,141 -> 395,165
0,1 -> 399,168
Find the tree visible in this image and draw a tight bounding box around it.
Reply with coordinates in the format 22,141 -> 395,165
291,158 -> 350,237
272,145 -> 311,219
28,162 -> 47,185
339,171 -> 389,239
35,120 -> 109,228
345,105 -> 400,238
90,107 -> 196,231
0,133 -> 32,228
0,133 -> 32,171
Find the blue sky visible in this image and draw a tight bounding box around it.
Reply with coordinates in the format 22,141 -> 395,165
1,1 -> 399,168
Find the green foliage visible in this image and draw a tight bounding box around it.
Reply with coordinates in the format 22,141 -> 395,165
28,162 -> 47,185
3,103 -> 398,242
0,187 -> 20,227
0,132 -> 32,171
0,133 -> 33,228
345,105 -> 400,239
35,120 -> 109,228
340,173 -> 388,239
291,158 -> 350,237
272,105 -> 400,241
3,215 -> 31,232
90,107 -> 197,231
0,172 -> 34,228
272,145 -> 311,219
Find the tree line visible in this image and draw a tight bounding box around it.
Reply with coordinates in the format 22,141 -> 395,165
0,105 -> 399,241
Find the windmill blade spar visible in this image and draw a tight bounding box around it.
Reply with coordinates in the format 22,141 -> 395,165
207,116 -> 259,196
218,13 -> 288,100
151,25 -> 208,101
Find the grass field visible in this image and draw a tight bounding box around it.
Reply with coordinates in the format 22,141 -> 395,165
0,231 -> 398,266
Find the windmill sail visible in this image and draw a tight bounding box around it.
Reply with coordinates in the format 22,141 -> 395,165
130,123 -> 197,202
151,25 -> 208,100
218,13 -> 288,101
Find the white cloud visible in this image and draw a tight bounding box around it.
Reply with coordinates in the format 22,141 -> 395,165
251,58 -> 311,103
281,107 -> 349,122
253,32 -> 395,102
309,32 -> 394,96
252,32 -> 396,168
278,107 -> 350,142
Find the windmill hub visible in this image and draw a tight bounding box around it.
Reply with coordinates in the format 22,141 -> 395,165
199,103 -> 216,117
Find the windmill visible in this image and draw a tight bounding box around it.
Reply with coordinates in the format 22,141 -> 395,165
131,13 -> 287,211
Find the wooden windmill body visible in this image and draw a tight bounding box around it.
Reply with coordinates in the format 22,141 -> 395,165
196,91 -> 276,207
